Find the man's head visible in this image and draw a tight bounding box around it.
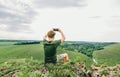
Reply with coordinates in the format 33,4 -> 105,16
47,30 -> 56,38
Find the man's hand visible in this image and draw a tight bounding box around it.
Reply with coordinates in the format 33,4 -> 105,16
48,28 -> 65,42
58,28 -> 62,33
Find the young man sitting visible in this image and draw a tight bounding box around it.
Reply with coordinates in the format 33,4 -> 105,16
43,28 -> 69,64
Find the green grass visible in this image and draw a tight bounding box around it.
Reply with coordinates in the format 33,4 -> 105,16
0,42 -> 16,46
0,58 -> 88,77
1,42 -> 120,77
93,43 -> 120,66
0,42 -> 92,68
0,44 -> 44,62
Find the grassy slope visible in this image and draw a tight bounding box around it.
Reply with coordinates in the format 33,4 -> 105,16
93,43 -> 120,66
0,42 -> 92,68
0,44 -> 43,61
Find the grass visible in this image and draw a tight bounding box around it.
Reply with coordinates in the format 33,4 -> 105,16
0,42 -> 92,68
1,42 -> 120,67
0,44 -> 44,62
0,58 -> 88,77
1,42 -> 120,77
93,43 -> 120,66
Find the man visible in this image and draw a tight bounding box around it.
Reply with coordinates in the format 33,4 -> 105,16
43,28 -> 69,64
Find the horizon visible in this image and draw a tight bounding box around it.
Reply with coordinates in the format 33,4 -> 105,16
0,38 -> 119,43
0,0 -> 120,42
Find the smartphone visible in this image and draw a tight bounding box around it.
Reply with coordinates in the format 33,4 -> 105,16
53,28 -> 58,31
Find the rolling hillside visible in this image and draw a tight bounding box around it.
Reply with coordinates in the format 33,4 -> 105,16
93,43 -> 120,66
1,41 -> 120,77
0,42 -> 92,67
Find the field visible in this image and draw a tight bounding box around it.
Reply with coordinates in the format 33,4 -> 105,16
0,41 -> 120,77
0,44 -> 42,61
0,41 -> 93,77
93,43 -> 120,66
0,41 -> 92,66
0,41 -> 119,66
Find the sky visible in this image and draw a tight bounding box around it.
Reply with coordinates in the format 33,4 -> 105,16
0,0 -> 120,42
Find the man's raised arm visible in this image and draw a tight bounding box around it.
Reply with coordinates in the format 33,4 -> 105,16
43,33 -> 47,40
58,28 -> 66,43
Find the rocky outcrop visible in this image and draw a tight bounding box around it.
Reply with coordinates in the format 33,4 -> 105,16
88,64 -> 120,77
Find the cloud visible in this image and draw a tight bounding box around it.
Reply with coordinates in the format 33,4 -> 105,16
34,0 -> 87,8
115,0 -> 120,7
88,16 -> 101,19
0,0 -> 87,33
0,0 -> 37,32
108,16 -> 120,29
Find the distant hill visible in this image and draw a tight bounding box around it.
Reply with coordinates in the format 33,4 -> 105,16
93,43 -> 120,66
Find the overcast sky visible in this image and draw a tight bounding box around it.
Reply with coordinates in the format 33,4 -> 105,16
0,0 -> 120,42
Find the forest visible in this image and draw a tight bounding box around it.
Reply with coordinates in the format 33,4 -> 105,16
60,41 -> 116,58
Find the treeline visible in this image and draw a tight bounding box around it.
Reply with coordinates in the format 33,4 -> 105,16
0,40 -> 40,42
60,41 -> 116,58
14,41 -> 40,45
0,40 -> 40,45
